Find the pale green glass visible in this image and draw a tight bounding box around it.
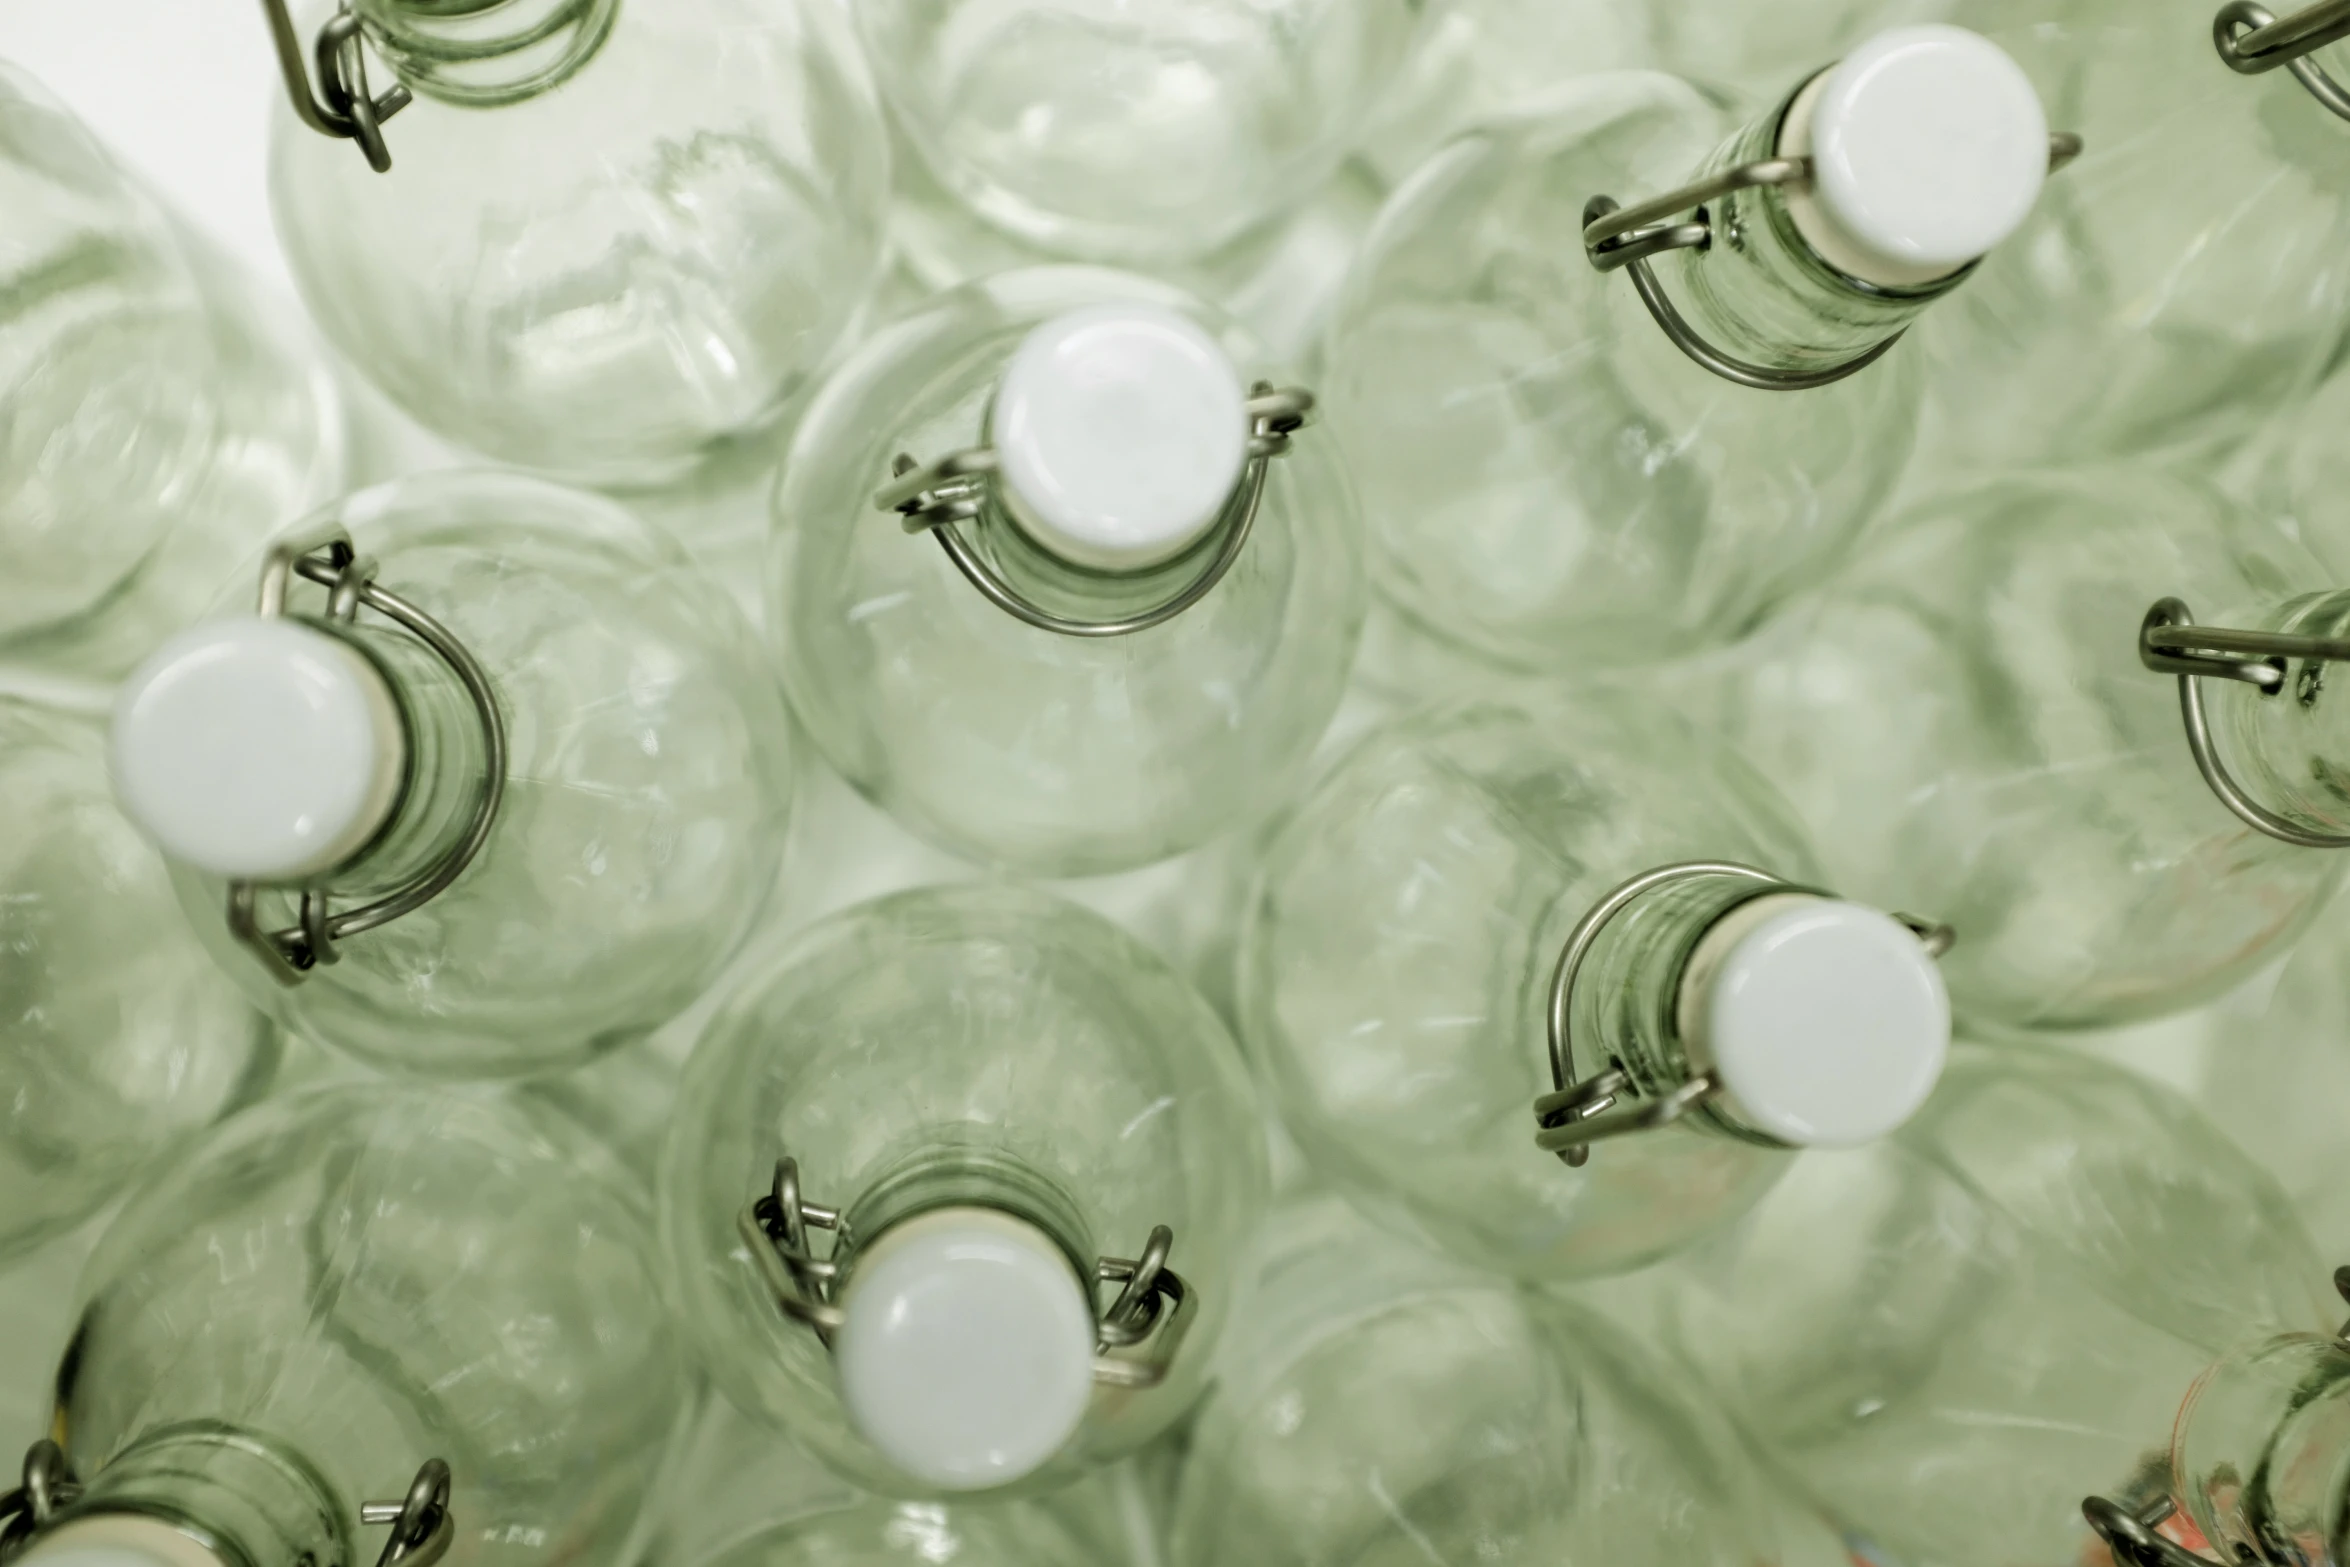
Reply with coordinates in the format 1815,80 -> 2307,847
1238,692 -> 1832,1282
1922,0 -> 2350,469
1717,467 -> 2342,1035
1647,1 -> 1954,106
1171,1190 -> 1822,1567
162,471 -> 794,1079
269,0 -> 890,485
1324,70 -> 1934,676
1662,1044 -> 2332,1567
48,1084 -> 685,1567
659,883 -> 1267,1496
2172,1333 -> 2350,1566
0,60 -> 343,677
772,267 -> 1364,876
0,697 -> 274,1262
683,1500 -> 1098,1567
858,0 -> 1416,263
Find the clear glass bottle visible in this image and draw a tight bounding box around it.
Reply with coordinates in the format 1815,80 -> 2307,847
0,694 -> 274,1263
1715,465 -> 2344,1036
660,883 -> 1267,1497
1324,29 -> 2053,677
1923,0 -> 2350,471
1171,1189 -> 1836,1567
681,1499 -> 1099,1567
108,470 -> 795,1079
268,0 -> 890,486
1239,693 -> 1954,1282
772,268 -> 1363,876
1662,1043 -> 2335,1567
856,0 -> 1417,264
0,59 -> 344,678
21,1083 -> 685,1567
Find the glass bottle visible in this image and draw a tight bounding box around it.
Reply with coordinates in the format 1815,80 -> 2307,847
1922,0 -> 2350,472
660,883 -> 1267,1496
1323,28 -> 2056,678
267,0 -> 890,486
1239,692 -> 1955,1283
679,1499 -> 1099,1567
855,0 -> 1416,265
0,59 -> 344,678
0,694 -> 274,1263
1661,1043 -> 2336,1567
1170,1189 -> 1838,1567
10,1083 -> 685,1567
772,268 -> 1363,876
1714,465 -> 2343,1036
108,470 -> 795,1079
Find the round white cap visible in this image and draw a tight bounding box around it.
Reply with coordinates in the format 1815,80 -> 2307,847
111,617 -> 406,881
18,1515 -> 228,1567
1686,897 -> 1950,1147
833,1207 -> 1097,1491
990,304 -> 1251,571
1781,25 -> 2048,286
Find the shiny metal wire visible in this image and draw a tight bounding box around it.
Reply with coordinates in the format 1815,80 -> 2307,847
2138,597 -> 2350,849
258,0 -> 411,171
2215,0 -> 2350,120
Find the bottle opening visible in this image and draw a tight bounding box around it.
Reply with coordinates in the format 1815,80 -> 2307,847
1676,895 -> 1951,1147
353,0 -> 618,107
832,1206 -> 1098,1490
988,304 -> 1251,573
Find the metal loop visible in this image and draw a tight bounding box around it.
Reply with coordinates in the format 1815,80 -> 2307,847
360,1460 -> 454,1567
875,385 -> 1312,637
2138,597 -> 2350,850
2217,0 -> 2350,119
2081,1495 -> 2214,1567
224,525 -> 509,987
739,1157 -> 1195,1390
0,1443 -> 78,1559
260,0 -> 412,172
1584,134 -> 2081,392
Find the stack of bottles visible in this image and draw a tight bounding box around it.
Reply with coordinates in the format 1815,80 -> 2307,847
8,0 -> 2350,1563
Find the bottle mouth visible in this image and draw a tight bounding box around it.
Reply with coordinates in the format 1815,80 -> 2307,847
352,0 -> 617,106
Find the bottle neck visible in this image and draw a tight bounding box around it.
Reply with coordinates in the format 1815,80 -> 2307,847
34,1425 -> 349,1567
832,1142 -> 1096,1286
2171,1333 -> 2350,1565
353,0 -> 617,108
1663,78 -> 1967,374
2215,590 -> 2350,840
966,484 -> 1239,626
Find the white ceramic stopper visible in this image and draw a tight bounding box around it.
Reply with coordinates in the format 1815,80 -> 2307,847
990,304 -> 1251,571
1779,25 -> 2049,287
111,617 -> 406,882
1678,895 -> 1951,1148
18,1516 -> 229,1567
833,1207 -> 1098,1491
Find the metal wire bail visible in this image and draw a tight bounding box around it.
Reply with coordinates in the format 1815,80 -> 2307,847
2215,0 -> 2350,121
873,383 -> 1313,638
738,1157 -> 1196,1390
2081,1495 -> 2214,1567
1584,132 -> 2084,391
0,1443 -> 79,1562
1530,861 -> 1956,1167
2138,597 -> 2350,850
259,0 -> 412,172
360,1460 -> 454,1567
225,524 -> 508,988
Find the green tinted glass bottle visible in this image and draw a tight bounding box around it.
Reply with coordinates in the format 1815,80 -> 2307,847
1716,466 -> 2344,1035
268,0 -> 890,484
0,694 -> 273,1262
1324,29 -> 2055,677
1663,1044 -> 2335,1567
773,268 -> 1363,876
660,883 -> 1266,1497
0,60 -> 343,677
1241,693 -> 1954,1283
1172,1189 -> 1837,1567
11,1084 -> 684,1567
107,471 -> 794,1079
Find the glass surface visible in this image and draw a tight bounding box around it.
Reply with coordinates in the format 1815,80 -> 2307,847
1718,466 -> 2341,1034
660,882 -> 1267,1496
686,1499 -> 1099,1567
0,697 -> 274,1262
0,60 -> 343,676
1172,1190 -> 1817,1567
859,0 -> 1416,263
1664,1043 -> 2332,1567
1324,71 -> 1926,679
55,1083 -> 685,1567
2173,1333 -> 2350,1567
167,471 -> 795,1079
270,0 -> 889,485
1922,0 -> 2350,470
1238,691 -> 1824,1281
773,266 -> 1363,876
